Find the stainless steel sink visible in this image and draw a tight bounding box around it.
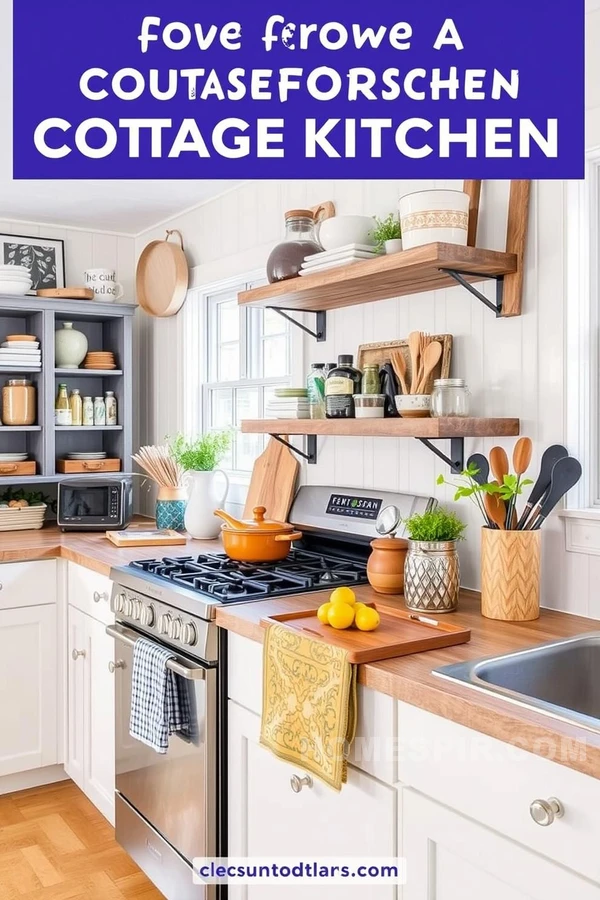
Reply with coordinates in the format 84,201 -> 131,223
433,633 -> 600,733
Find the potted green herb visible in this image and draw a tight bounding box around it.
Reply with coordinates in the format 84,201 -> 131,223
371,213 -> 403,254
168,431 -> 232,539
403,507 -> 466,613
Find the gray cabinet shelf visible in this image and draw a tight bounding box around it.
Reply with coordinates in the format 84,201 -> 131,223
0,295 -> 134,486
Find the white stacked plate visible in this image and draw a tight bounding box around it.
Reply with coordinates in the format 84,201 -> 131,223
1,341 -> 40,350
66,452 -> 107,460
0,265 -> 32,296
0,453 -> 28,462
0,503 -> 47,532
299,243 -> 378,276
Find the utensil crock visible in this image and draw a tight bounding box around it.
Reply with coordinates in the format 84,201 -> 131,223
480,527 -> 540,621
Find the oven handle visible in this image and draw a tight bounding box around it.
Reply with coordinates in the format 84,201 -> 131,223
106,623 -> 206,681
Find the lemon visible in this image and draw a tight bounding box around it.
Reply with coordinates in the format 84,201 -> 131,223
354,602 -> 367,609
317,601 -> 333,625
329,586 -> 356,606
327,601 -> 356,630
355,607 -> 381,632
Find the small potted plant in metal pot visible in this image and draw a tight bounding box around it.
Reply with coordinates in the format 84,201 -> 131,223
403,507 -> 466,613
371,213 -> 403,254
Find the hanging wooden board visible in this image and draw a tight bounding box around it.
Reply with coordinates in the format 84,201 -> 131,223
136,229 -> 189,317
261,602 -> 471,664
243,437 -> 300,522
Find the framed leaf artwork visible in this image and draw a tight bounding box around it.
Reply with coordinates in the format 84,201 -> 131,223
0,233 -> 66,292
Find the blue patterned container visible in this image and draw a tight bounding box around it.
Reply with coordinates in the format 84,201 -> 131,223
156,490 -> 187,532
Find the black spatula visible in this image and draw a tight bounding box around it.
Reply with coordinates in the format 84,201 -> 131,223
516,444 -> 568,529
528,457 -> 582,530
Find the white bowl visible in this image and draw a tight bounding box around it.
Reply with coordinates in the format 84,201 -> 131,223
318,215 -> 376,251
0,280 -> 32,295
398,190 -> 470,250
0,265 -> 31,273
395,394 -> 432,418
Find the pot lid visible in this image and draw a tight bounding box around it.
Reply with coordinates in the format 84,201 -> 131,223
214,506 -> 294,534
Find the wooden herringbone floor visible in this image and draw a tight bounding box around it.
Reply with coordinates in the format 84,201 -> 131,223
0,780 -> 165,898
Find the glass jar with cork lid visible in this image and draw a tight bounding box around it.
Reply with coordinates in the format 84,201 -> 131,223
266,209 -> 322,283
2,379 -> 36,426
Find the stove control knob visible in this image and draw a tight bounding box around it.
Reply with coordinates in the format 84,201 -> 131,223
130,598 -> 142,620
113,592 -> 126,613
158,613 -> 172,635
182,622 -> 198,646
170,617 -> 183,640
140,604 -> 155,627
122,596 -> 133,617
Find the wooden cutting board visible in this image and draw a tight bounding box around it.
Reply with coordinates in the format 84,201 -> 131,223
36,287 -> 94,300
261,602 -> 471,664
136,229 -> 189,317
244,437 -> 299,522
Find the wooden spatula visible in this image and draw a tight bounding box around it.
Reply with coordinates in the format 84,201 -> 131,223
407,331 -> 421,394
391,349 -> 410,395
414,341 -> 442,393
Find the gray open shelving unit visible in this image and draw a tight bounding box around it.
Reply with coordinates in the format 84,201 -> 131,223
0,294 -> 134,487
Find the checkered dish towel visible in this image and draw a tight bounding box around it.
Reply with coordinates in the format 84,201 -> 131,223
129,637 -> 191,753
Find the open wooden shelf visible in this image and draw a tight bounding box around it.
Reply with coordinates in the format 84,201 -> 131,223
241,417 -> 520,438
238,243 -> 517,313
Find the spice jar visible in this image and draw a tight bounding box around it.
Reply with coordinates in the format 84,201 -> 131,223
361,364 -> 380,394
2,379 -> 36,426
266,209 -> 322,283
431,378 -> 470,418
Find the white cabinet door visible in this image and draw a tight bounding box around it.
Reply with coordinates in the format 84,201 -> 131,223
228,701 -> 398,900
65,605 -> 87,791
84,614 -> 115,824
0,605 -> 58,776
403,789 -> 599,899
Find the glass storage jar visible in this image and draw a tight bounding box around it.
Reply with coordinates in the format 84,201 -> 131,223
266,209 -> 322,283
2,379 -> 36,426
431,378 -> 470,418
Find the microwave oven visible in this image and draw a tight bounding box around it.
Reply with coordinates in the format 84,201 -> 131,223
57,477 -> 133,532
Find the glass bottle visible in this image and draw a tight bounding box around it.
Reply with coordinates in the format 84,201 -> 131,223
307,363 -> 326,419
325,355 -> 363,419
93,396 -> 106,426
266,209 -> 322,283
104,391 -> 118,425
431,379 -> 471,418
55,383 -> 71,426
69,388 -> 82,426
82,396 -> 94,426
361,364 -> 380,394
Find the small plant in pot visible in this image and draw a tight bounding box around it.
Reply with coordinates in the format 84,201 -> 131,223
403,507 -> 466,613
168,431 -> 232,539
371,213 -> 403,254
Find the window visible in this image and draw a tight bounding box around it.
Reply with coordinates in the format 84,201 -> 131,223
202,278 -> 291,477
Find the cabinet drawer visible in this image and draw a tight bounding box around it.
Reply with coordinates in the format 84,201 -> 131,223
397,701 -> 600,884
0,560 -> 56,610
228,631 -> 397,783
67,562 -> 113,625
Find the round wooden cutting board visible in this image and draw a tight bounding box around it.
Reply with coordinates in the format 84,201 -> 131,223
136,229 -> 189,317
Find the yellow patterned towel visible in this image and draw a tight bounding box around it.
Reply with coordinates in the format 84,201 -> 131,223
260,623 -> 357,792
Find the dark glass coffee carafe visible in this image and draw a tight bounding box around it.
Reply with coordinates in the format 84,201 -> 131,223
266,209 -> 322,283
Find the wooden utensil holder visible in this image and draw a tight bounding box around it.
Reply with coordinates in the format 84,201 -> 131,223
481,527 -> 540,621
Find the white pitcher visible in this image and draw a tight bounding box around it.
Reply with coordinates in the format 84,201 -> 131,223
184,470 -> 230,539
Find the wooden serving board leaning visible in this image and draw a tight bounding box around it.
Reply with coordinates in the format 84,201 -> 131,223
261,602 -> 470,664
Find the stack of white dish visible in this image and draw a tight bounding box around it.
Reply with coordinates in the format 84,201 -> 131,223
65,452 -> 107,460
300,243 -> 378,276
0,335 -> 41,369
0,265 -> 32,296
266,388 -> 310,419
0,452 -> 29,463
0,502 -> 47,532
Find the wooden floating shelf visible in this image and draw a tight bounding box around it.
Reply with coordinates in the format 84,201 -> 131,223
238,243 -> 517,314
241,418 -> 520,438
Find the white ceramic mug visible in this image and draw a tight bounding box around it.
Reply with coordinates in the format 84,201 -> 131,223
84,268 -> 124,302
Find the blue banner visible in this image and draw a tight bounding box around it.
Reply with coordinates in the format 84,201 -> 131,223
13,1 -> 584,179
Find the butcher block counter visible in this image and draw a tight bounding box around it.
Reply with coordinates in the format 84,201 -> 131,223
3,523 -> 600,779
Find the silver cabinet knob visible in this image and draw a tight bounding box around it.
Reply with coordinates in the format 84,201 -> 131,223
71,649 -> 86,660
290,774 -> 313,794
530,797 -> 564,826
140,603 -> 155,627
108,660 -> 125,673
93,590 -> 108,603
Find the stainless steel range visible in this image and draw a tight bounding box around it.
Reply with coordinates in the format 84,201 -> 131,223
107,485 -> 433,899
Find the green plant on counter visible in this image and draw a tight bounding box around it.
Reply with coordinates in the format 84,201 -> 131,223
0,487 -> 56,512
370,213 -> 402,252
403,506 -> 466,543
168,430 -> 232,472
437,463 -> 532,525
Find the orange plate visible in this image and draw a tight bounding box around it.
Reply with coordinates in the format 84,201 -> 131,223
260,602 -> 470,664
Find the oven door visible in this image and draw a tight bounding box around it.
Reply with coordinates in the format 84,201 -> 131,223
108,622 -> 217,865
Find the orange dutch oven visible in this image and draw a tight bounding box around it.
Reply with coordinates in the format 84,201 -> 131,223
214,506 -> 302,562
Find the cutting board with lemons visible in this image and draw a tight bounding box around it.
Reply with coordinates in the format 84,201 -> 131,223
261,587 -> 470,664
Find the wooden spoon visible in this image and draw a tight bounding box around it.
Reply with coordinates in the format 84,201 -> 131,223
489,446 -> 509,486
508,437 -> 533,528
391,350 -> 410,395
414,341 -> 442,393
407,332 -> 421,394
484,486 -> 507,530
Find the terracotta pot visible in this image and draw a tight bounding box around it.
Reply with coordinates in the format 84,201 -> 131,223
214,506 -> 302,562
367,538 -> 408,594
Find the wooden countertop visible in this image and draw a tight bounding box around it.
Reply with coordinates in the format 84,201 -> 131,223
4,524 -> 600,779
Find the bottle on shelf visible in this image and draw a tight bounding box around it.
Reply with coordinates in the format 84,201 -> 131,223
82,395 -> 94,426
104,390 -> 117,426
69,389 -> 82,426
93,396 -> 106,426
55,383 -> 72,426
325,355 -> 363,419
306,363 -> 326,419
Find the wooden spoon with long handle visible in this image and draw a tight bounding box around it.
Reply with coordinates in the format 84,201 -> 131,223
508,437 -> 533,528
414,341 -> 442,393
407,331 -> 421,394
489,446 -> 509,486
391,349 -> 410,395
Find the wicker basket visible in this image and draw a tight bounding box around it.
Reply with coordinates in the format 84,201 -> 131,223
481,527 -> 540,621
0,503 -> 47,532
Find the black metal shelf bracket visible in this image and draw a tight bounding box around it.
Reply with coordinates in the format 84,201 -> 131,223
270,307 -> 327,342
271,433 -> 317,464
417,437 -> 465,474
438,268 -> 504,317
